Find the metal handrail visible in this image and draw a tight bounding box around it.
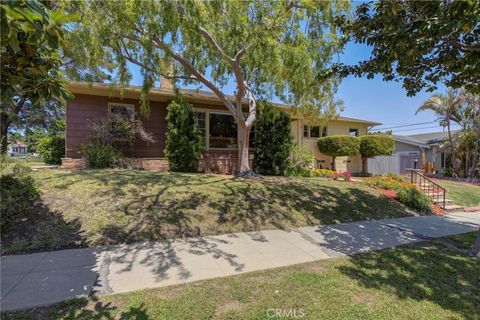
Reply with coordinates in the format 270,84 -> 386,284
406,169 -> 447,210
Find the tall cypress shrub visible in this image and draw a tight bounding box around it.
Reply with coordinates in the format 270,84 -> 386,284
164,92 -> 204,172
254,102 -> 292,175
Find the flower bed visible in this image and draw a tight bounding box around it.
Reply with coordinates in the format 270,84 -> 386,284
364,175 -> 432,213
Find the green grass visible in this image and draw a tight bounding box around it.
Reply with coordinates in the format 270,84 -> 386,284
4,233 -> 479,320
1,169 -> 420,255
434,179 -> 480,207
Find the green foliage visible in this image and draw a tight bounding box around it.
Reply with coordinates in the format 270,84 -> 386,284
36,135 -> 64,165
0,163 -> 39,228
286,145 -> 316,177
317,135 -> 360,157
397,186 -> 432,213
1,0 -> 75,152
359,135 -> 395,158
68,1 -> 348,113
81,143 -> 123,169
335,1 -> 480,95
254,103 -> 292,175
164,93 -> 204,172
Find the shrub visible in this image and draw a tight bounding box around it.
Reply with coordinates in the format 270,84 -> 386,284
359,135 -> 395,174
81,112 -> 155,169
0,164 -> 39,228
164,92 -> 204,172
36,135 -> 65,165
317,135 -> 360,170
81,143 -> 123,169
397,186 -> 432,213
286,145 -> 316,176
254,102 -> 292,175
314,168 -> 337,178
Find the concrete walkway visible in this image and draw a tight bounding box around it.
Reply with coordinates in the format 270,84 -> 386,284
2,211 -> 479,311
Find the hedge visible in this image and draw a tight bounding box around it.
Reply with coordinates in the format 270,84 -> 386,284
317,135 -> 360,170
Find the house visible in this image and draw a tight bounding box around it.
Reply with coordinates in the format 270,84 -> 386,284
393,131 -> 455,174
63,81 -> 380,174
7,141 -> 28,156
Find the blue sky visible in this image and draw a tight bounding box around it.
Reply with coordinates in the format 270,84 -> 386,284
127,41 -> 457,135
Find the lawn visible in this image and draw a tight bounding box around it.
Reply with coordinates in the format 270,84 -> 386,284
435,179 -> 480,207
1,169 -> 419,255
4,233 -> 479,320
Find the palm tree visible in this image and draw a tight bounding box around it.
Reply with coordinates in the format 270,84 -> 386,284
416,89 -> 462,174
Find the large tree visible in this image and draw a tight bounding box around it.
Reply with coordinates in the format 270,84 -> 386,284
67,0 -> 348,176
0,0 -> 76,153
333,0 -> 480,96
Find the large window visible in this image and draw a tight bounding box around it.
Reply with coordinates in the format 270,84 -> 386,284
209,113 -> 238,149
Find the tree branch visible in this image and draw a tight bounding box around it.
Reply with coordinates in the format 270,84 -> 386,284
198,27 -> 234,62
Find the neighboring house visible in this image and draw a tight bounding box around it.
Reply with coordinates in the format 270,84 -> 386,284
393,131 -> 455,174
64,82 -> 380,174
369,131 -> 453,176
8,141 -> 28,156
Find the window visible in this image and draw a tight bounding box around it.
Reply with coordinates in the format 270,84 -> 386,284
303,125 -> 309,138
209,113 -> 237,149
310,126 -> 320,138
349,128 -> 358,137
194,111 -> 207,146
110,103 -> 134,120
322,126 -> 327,137
109,103 -> 134,139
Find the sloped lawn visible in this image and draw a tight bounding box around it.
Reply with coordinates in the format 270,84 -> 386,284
434,179 -> 480,207
2,169 -> 419,254
4,233 -> 478,320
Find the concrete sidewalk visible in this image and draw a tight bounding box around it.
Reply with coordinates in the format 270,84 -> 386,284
2,211 -> 479,311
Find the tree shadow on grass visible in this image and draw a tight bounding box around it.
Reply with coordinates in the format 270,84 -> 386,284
4,297 -> 150,320
337,241 -> 480,319
1,201 -> 86,255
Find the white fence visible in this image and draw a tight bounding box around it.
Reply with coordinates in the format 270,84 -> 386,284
367,154 -> 419,175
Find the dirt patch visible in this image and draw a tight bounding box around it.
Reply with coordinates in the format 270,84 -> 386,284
214,300 -> 244,317
351,292 -> 378,308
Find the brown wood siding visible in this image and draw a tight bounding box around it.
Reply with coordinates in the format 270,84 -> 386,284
65,94 -> 243,159
66,94 -> 168,158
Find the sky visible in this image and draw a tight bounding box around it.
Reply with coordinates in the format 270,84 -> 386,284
127,41 -> 458,136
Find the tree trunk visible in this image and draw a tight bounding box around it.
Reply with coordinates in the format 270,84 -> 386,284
361,157 -> 367,176
447,123 -> 458,175
237,120 -> 252,174
470,228 -> 480,257
0,114 -> 10,154
331,156 -> 336,171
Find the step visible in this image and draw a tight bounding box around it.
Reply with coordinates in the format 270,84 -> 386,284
444,204 -> 464,213
433,198 -> 455,205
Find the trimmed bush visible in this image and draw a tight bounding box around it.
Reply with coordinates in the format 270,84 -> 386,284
397,186 -> 432,213
285,145 -> 316,177
0,163 -> 39,228
36,135 -> 65,165
164,93 -> 204,172
81,143 -> 123,169
359,135 -> 395,174
254,102 -> 292,175
317,135 -> 360,170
